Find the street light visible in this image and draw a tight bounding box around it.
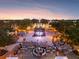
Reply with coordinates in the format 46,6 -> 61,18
73,20 -> 77,28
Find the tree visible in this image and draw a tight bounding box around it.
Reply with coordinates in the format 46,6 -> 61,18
31,19 -> 39,23
41,19 -> 48,24
0,22 -> 16,47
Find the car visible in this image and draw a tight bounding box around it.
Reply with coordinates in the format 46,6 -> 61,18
73,49 -> 79,55
0,49 -> 8,56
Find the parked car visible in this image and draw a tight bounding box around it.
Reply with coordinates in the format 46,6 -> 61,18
73,49 -> 79,55
0,49 -> 8,56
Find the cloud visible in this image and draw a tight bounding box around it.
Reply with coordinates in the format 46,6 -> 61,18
0,7 -> 61,19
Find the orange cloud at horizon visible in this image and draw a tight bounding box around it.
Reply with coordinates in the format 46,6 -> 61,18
0,8 -> 63,20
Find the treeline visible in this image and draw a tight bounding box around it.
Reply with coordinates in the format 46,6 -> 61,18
0,19 -> 49,29
50,20 -> 79,45
0,21 -> 15,47
0,19 -> 79,47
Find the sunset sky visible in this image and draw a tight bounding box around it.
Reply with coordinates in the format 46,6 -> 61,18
0,0 -> 79,20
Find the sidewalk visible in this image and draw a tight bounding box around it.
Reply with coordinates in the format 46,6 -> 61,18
5,43 -> 19,52
0,43 -> 19,59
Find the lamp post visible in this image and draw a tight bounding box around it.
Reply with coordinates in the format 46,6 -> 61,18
73,20 -> 77,28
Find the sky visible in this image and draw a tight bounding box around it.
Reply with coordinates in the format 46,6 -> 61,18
0,0 -> 79,20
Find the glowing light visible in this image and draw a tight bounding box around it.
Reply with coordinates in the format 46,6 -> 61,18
35,32 -> 43,36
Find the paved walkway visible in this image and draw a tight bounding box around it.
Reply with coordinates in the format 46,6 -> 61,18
5,43 -> 19,52
17,47 -> 79,59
